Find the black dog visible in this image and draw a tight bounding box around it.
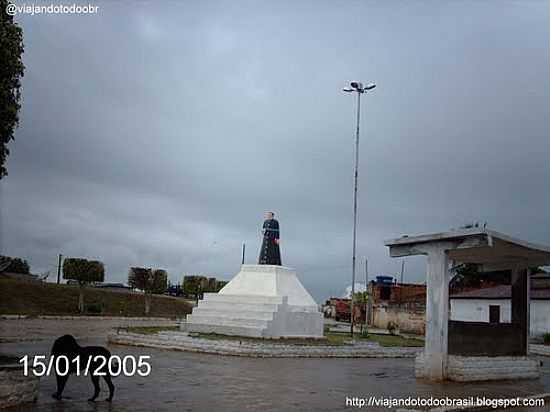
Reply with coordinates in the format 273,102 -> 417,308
51,334 -> 115,402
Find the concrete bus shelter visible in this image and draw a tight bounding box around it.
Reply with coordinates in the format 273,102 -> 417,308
385,228 -> 550,381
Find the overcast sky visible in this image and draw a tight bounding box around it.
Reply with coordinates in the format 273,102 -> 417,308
1,0 -> 549,301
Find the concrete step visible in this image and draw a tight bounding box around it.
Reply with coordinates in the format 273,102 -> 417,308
185,323 -> 265,338
187,314 -> 270,329
196,301 -> 280,313
202,293 -> 283,305
192,307 -> 275,321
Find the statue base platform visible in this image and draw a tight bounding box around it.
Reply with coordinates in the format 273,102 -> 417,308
185,265 -> 324,338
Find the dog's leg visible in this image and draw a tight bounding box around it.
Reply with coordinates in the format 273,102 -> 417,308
52,374 -> 68,400
88,375 -> 100,402
103,374 -> 115,401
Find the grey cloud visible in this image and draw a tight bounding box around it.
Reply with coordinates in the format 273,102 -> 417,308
2,0 -> 550,301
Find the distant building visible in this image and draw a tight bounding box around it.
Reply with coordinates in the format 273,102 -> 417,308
450,273 -> 550,336
367,276 -> 426,334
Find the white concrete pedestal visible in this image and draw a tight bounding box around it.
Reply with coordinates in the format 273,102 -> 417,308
185,265 -> 324,338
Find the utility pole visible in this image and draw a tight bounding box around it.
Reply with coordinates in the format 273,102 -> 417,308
364,258 -> 368,333
400,259 -> 405,284
241,243 -> 246,265
56,254 -> 63,284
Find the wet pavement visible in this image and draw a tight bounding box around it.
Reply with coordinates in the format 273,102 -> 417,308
2,319 -> 550,411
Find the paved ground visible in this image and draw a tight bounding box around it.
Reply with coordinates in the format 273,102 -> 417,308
2,319 -> 550,411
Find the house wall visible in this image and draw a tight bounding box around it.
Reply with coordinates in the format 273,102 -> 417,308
531,300 -> 550,336
450,299 -> 550,336
371,304 -> 425,335
450,299 -> 511,323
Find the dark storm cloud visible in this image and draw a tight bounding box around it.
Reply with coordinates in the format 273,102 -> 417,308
1,0 -> 550,300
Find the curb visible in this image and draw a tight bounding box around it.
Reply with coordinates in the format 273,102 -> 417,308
108,331 -> 421,358
0,314 -> 181,321
530,344 -> 550,357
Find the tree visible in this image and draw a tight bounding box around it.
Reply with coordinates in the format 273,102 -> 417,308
182,275 -> 227,299
352,291 -> 369,334
450,263 -> 511,291
128,267 -> 168,315
0,0 -> 25,179
63,258 -> 105,313
0,255 -> 30,273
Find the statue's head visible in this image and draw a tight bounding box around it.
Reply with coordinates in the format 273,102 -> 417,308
264,211 -> 275,220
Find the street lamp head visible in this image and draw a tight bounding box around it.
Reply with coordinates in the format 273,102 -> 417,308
345,81 -> 376,93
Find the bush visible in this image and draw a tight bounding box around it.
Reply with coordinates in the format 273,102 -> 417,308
543,332 -> 550,344
387,321 -> 400,336
85,303 -> 103,314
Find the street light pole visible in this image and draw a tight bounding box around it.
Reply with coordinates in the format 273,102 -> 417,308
57,253 -> 63,284
350,91 -> 361,338
343,81 -> 376,338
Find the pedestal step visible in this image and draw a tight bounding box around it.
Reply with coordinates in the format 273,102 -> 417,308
187,296 -> 280,337
186,314 -> 270,329
185,265 -> 324,338
184,323 -> 265,338
196,301 -> 280,313
203,293 -> 283,305
192,307 -> 275,321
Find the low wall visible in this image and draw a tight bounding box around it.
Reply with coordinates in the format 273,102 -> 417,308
0,365 -> 39,409
370,304 -> 425,335
448,320 -> 525,356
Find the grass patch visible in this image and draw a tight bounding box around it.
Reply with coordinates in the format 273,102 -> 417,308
126,326 -> 180,334
193,333 -> 335,345
324,332 -> 423,347
186,332 -> 424,347
0,278 -> 192,318
365,334 -> 424,347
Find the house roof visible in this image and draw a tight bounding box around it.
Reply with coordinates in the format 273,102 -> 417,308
450,285 -> 550,300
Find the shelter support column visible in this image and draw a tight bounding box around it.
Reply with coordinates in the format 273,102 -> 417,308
511,265 -> 529,355
424,246 -> 450,380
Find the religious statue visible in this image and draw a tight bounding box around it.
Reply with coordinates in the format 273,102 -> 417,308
258,211 -> 282,265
